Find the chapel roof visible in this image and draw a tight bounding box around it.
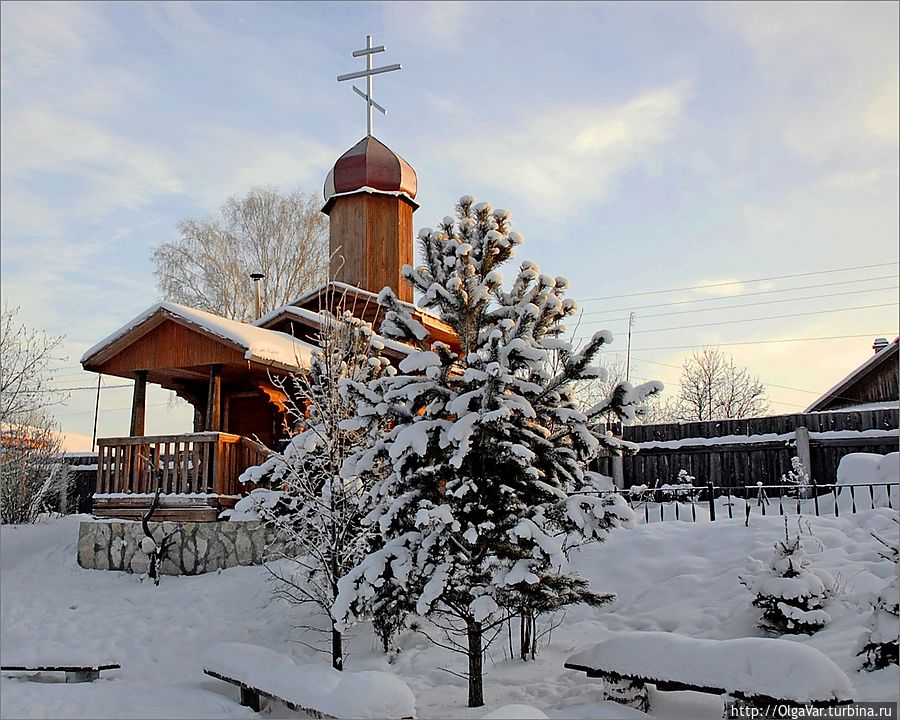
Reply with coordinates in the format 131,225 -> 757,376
323,136 -> 417,212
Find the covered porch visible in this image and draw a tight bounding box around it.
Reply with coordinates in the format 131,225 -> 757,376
81,303 -> 316,521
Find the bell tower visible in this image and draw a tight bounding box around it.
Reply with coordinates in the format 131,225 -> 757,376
322,137 -> 417,303
323,35 -> 417,303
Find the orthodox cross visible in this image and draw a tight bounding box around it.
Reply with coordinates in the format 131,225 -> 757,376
337,35 -> 401,137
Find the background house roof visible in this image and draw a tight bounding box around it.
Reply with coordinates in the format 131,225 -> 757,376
804,338 -> 899,412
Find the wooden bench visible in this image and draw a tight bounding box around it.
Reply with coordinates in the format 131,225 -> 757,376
203,666 -> 334,717
1,663 -> 120,683
202,642 -> 416,719
565,631 -> 854,714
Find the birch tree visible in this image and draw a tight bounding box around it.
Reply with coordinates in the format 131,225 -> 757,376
152,187 -> 328,321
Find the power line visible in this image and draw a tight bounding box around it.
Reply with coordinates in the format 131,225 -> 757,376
56,401 -> 176,418
586,302 -> 896,335
579,262 -> 898,302
614,351 -> 872,400
580,286 -> 898,326
16,384 -> 131,394
589,332 -> 898,352
579,275 -> 898,316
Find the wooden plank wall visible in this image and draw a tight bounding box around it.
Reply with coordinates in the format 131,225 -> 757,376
623,408 -> 898,443
597,408 -> 899,490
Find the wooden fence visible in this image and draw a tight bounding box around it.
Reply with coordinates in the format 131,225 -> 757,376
596,408 -> 898,491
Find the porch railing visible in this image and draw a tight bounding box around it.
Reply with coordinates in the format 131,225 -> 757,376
95,432 -> 270,497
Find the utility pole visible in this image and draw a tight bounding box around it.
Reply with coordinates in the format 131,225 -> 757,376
625,312 -> 635,383
613,311 -> 636,493
91,374 -> 102,452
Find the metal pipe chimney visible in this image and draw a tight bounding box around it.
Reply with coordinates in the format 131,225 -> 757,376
250,272 -> 264,320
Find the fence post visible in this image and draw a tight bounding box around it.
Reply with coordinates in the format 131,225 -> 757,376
707,481 -> 716,521
795,425 -> 812,497
58,463 -> 70,515
612,455 -> 625,491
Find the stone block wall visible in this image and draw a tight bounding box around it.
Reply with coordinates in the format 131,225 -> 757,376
77,520 -> 289,575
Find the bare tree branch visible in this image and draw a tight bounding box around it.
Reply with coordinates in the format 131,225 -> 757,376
152,187 -> 328,321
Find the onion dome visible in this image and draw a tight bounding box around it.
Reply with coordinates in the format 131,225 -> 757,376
323,136 -> 418,212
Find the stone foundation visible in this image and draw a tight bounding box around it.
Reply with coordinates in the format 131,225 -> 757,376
77,520 -> 289,575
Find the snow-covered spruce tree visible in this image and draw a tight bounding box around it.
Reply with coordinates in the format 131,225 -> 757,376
858,518 -> 899,671
239,308 -> 394,670
334,196 -> 661,707
739,517 -> 832,635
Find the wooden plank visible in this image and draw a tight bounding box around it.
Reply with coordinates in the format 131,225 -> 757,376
93,496 -> 219,508
216,439 -> 226,496
180,441 -> 188,493
95,432 -> 237,446
1,663 -> 119,672
203,668 -> 339,719
162,442 -> 171,494
192,442 -> 201,493
96,448 -> 105,495
113,446 -> 122,493
92,507 -> 220,522
202,441 -> 212,495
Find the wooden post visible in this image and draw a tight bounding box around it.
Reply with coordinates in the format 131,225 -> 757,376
707,481 -> 716,521
206,365 -> 222,432
612,455 -> 625,490
129,370 -> 148,437
795,424 -> 812,475
795,425 -> 812,499
58,463 -> 70,515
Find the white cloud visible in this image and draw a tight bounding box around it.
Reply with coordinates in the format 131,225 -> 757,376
171,126 -> 335,210
383,2 -> 472,42
437,83 -> 688,212
706,2 -> 898,163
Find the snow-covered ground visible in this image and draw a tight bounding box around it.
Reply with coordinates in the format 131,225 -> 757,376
1,509 -> 897,719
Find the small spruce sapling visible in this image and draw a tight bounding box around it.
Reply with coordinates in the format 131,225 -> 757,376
334,196 -> 661,707
658,468 -> 698,503
858,517 -> 899,670
739,516 -> 832,635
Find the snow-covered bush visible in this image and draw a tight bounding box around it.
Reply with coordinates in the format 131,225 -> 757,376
239,309 -> 395,670
334,196 -> 660,707
1,305 -> 68,525
739,517 -> 832,635
858,518 -> 899,671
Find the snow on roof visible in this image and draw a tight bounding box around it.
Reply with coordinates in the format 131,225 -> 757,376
270,281 -> 449,328
80,302 -> 316,371
252,305 -> 413,357
322,185 -> 419,209
805,338 -> 899,412
636,427 -> 899,450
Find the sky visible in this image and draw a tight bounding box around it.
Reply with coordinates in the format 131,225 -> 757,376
1,1 -> 898,451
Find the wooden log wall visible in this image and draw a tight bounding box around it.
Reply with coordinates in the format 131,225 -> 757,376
596,408 -> 899,490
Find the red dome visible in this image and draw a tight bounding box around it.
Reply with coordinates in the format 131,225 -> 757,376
323,136 -> 417,211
